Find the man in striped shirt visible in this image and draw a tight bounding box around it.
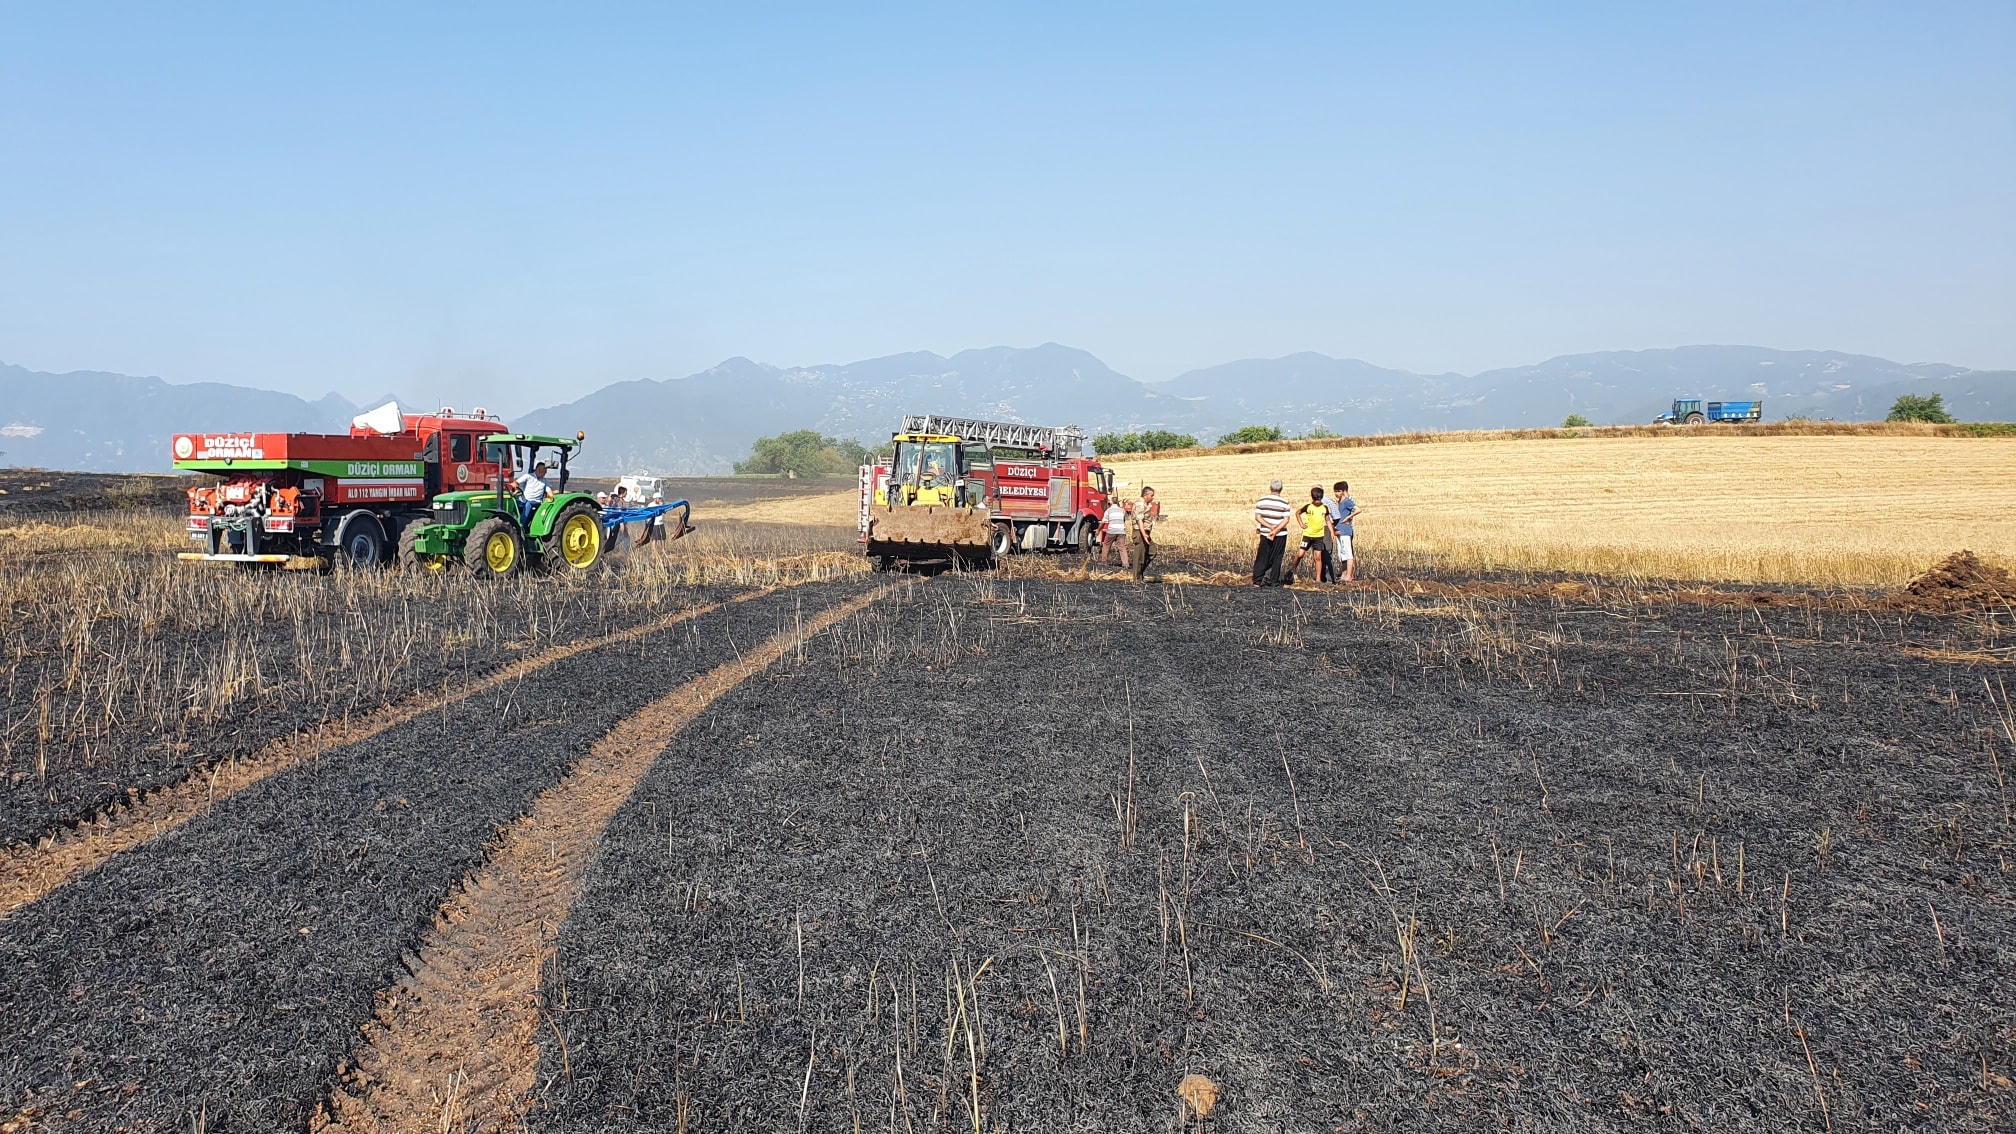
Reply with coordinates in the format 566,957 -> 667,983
1252,479 -> 1292,586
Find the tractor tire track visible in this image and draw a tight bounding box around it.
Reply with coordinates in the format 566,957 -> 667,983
316,583 -> 902,1134
0,581 -> 875,1133
0,584 -> 809,920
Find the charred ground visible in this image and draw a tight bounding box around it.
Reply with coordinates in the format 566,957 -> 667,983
0,545 -> 2011,1132
537,577 -> 2015,1132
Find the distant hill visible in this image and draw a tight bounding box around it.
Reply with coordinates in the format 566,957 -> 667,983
517,343 -> 1194,474
0,363 -> 415,472
1157,347 -> 2016,436
0,365 -> 362,472
6,346 -> 2013,474
525,344 -> 2016,473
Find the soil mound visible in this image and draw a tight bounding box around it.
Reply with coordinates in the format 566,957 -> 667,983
1894,551 -> 2014,613
1177,1073 -> 1220,1118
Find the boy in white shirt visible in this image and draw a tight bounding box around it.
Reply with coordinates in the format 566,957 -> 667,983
1101,499 -> 1129,568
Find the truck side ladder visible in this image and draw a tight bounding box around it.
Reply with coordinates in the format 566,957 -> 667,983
898,415 -> 1089,457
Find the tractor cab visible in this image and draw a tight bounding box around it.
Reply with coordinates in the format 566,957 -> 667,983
1655,398 -> 1705,424
484,432 -> 580,496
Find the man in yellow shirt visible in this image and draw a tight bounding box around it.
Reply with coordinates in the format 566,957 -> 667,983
1285,485 -> 1335,585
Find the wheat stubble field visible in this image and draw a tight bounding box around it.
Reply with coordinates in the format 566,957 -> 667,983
1105,432 -> 2016,586
1,459 -> 2013,1132
733,431 -> 2016,586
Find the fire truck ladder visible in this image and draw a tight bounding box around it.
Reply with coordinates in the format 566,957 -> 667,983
899,415 -> 1088,457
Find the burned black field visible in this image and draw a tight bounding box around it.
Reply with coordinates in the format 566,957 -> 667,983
1,562 -> 2013,1133
540,579 -> 2014,1133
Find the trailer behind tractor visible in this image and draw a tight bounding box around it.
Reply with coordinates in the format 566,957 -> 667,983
1653,398 -> 1764,425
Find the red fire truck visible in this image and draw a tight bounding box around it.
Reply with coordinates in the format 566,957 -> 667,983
859,414 -> 1116,564
173,402 -> 527,566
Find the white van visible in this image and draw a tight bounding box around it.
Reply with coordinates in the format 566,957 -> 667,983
614,474 -> 663,503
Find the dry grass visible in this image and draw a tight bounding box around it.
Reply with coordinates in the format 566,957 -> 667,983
0,512 -> 864,818
1105,434 -> 2016,587
705,489 -> 862,528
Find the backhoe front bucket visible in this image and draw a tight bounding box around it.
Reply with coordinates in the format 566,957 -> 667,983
867,504 -> 993,564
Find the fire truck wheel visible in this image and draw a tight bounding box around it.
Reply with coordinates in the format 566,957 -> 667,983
989,524 -> 1014,558
1073,519 -> 1096,554
541,504 -> 603,572
464,518 -> 522,578
332,513 -> 386,569
398,523 -> 454,573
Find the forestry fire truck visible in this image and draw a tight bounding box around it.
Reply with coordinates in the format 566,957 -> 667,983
173,402 -> 533,567
859,414 -> 1117,568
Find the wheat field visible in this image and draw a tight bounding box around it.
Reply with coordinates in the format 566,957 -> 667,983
669,433 -> 2016,586
1103,433 -> 2016,586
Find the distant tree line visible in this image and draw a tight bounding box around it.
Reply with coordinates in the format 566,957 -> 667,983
734,430 -> 873,477
1215,423 -> 1341,445
1092,423 -> 1353,454
1091,430 -> 1198,454
743,398 -> 1989,475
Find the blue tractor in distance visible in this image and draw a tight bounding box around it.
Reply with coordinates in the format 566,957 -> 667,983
1653,397 -> 1764,425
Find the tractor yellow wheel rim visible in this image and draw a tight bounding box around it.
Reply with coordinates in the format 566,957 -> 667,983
560,513 -> 600,568
484,531 -> 516,573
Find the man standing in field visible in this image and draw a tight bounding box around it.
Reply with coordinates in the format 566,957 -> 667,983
1253,479 -> 1291,586
1331,480 -> 1359,582
1286,485 -> 1334,584
1127,486 -> 1159,581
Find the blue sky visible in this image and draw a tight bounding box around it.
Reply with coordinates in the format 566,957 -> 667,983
2,2 -> 2010,413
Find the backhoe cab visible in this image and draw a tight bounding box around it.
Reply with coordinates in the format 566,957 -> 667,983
399,431 -> 606,577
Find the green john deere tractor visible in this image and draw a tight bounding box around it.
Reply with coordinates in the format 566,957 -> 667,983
398,432 -> 605,577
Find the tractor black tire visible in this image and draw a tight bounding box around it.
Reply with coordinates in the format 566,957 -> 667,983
399,522 -> 455,574
990,523 -> 1015,558
1684,412 -> 1706,425
541,503 -> 605,573
464,518 -> 523,578
332,512 -> 386,569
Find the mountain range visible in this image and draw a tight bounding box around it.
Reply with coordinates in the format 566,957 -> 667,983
4,346 -> 2013,474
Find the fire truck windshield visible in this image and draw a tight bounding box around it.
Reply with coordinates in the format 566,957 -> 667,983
894,441 -> 960,485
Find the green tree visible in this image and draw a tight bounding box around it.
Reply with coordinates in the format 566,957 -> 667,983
1886,393 -> 1956,424
733,430 -> 871,477
1140,430 -> 1199,451
1092,432 -> 1143,454
1301,424 -> 1340,440
1562,413 -> 1592,428
1217,424 -> 1284,446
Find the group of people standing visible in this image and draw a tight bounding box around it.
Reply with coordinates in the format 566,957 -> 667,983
1083,476 -> 1358,586
1252,479 -> 1356,586
1098,486 -> 1158,581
